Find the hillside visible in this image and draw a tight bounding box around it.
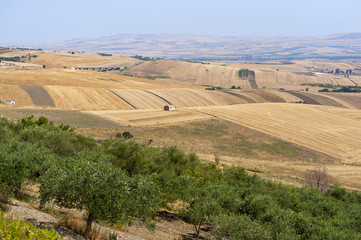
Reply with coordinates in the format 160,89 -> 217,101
39,33 -> 361,61
1,49 -> 361,195
1,115 -> 361,240
124,59 -> 361,89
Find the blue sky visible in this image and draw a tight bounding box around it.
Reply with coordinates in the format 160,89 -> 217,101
1,0 -> 361,45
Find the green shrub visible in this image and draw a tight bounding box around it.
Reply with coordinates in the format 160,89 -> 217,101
0,141 -> 28,201
0,213 -> 62,239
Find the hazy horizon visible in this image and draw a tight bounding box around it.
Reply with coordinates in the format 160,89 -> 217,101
2,0 -> 361,46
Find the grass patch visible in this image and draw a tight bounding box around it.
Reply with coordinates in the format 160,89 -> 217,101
256,140 -> 299,157
121,73 -> 134,77
97,78 -> 119,82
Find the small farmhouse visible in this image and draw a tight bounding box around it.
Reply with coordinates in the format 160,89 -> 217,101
164,105 -> 175,111
5,100 -> 15,105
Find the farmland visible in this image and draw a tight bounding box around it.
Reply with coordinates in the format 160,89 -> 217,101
0,50 -> 361,191
2,48 -> 361,239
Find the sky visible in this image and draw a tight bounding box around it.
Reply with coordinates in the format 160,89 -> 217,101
1,0 -> 361,45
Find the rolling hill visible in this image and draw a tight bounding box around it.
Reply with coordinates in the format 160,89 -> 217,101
39,33 -> 361,61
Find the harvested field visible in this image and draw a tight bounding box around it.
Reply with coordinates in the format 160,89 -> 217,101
0,85 -> 33,106
286,91 -> 321,105
45,86 -> 132,110
109,89 -> 168,109
221,90 -> 256,103
252,90 -> 286,102
126,60 -> 252,88
147,88 -> 245,107
328,93 -> 361,109
271,91 -> 303,102
20,85 -> 55,107
84,109 -> 211,126
233,91 -> 268,103
195,103 -> 361,164
254,70 -> 355,89
0,69 -> 201,89
299,92 -> 346,108
124,59 -> 360,90
29,52 -> 140,67
286,91 -> 346,107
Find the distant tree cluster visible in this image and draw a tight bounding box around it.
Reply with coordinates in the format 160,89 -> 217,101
97,52 -> 112,56
238,69 -> 249,78
231,85 -> 242,89
131,55 -> 162,61
205,86 -> 223,90
319,86 -> 361,93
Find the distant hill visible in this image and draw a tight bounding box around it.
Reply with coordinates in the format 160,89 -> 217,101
41,33 -> 361,62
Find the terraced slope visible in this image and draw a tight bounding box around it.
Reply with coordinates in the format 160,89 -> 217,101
196,103 -> 361,164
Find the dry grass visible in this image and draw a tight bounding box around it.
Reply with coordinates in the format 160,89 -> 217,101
195,103 -> 361,164
61,213 -> 105,240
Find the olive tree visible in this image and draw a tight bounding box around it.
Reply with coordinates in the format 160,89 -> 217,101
40,150 -> 147,233
0,141 -> 28,202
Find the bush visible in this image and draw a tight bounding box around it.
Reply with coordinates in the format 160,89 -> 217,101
210,214 -> 272,240
40,150 -> 160,233
0,141 -> 28,201
0,213 -> 62,239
